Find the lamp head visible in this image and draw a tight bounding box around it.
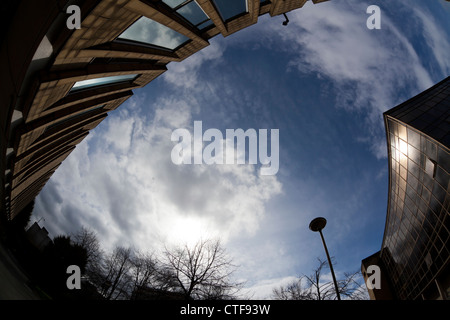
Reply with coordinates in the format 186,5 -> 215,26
309,217 -> 327,232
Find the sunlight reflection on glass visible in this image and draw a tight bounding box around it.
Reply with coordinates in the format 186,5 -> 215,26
399,139 -> 408,155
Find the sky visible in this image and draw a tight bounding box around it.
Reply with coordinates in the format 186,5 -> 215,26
32,0 -> 450,299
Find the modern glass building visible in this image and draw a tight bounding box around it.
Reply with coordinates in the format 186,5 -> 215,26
362,76 -> 450,300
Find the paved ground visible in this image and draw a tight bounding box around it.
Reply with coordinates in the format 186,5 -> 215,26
0,241 -> 40,300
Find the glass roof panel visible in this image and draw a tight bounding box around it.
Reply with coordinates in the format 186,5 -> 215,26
212,0 -> 247,21
176,1 -> 209,26
162,0 -> 186,8
196,19 -> 214,30
118,16 -> 189,50
70,74 -> 138,92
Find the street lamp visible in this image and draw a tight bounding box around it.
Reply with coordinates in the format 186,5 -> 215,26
309,217 -> 341,300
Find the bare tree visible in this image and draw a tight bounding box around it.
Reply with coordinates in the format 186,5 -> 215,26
129,251 -> 159,300
100,246 -> 133,300
336,270 -> 369,300
72,226 -> 108,297
272,276 -> 314,300
72,227 -> 102,270
68,230 -> 245,300
272,258 -> 369,300
153,266 -> 180,292
162,238 -> 242,300
303,258 -> 336,300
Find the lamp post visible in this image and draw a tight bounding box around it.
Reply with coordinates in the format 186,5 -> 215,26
309,217 -> 341,300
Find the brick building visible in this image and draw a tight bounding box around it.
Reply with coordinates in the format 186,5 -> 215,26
0,0 -> 329,220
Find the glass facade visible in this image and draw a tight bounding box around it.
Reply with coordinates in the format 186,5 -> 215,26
70,74 -> 138,92
118,16 -> 189,50
379,77 -> 450,300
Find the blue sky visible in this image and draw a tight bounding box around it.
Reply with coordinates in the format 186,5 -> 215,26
33,0 -> 450,298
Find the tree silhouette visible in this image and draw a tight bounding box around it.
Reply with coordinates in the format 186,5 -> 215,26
272,257 -> 369,300
41,235 -> 87,297
73,227 -> 101,268
45,227 -> 245,300
129,251 -> 159,300
99,246 -> 133,300
162,238 -> 242,300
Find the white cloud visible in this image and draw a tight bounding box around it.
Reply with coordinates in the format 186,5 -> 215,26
32,0 -> 449,299
163,40 -> 225,89
412,7 -> 450,76
103,116 -> 134,153
251,0 -> 446,159
35,93 -> 282,254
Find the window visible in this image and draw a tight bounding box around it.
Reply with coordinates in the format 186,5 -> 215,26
212,0 -> 247,21
425,157 -> 437,178
162,0 -> 213,30
118,16 -> 189,50
70,74 -> 138,93
163,0 -> 185,7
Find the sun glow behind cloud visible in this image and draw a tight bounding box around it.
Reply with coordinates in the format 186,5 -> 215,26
165,215 -> 218,247
35,88 -> 283,254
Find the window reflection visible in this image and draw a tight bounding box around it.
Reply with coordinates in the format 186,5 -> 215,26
70,74 -> 138,92
162,0 -> 185,7
177,1 -> 208,25
212,0 -> 248,21
118,16 -> 189,50
408,144 -> 420,164
162,0 -> 213,30
399,139 -> 408,155
398,123 -> 407,141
